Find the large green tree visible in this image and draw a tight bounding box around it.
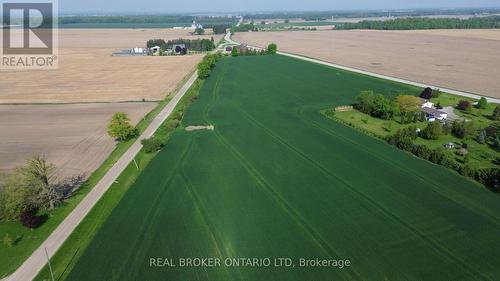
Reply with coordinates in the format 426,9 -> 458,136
421,121 -> 442,140
194,27 -> 205,35
396,95 -> 421,123
0,172 -> 34,221
492,105 -> 500,121
267,43 -> 277,55
231,47 -> 239,57
477,97 -> 488,109
107,112 -> 137,141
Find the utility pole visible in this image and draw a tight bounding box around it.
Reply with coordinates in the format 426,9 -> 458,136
45,247 -> 55,281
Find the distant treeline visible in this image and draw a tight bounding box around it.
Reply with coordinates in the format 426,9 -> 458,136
212,25 -> 228,34
339,16 -> 500,30
231,23 -> 257,32
59,15 -> 235,26
243,8 -> 500,21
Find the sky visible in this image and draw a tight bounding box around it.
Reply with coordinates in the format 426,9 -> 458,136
60,0 -> 500,14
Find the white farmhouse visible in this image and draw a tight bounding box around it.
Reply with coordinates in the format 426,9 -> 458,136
150,46 -> 161,55
421,107 -> 448,122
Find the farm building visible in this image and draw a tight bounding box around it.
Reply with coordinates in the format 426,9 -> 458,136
190,20 -> 203,30
236,44 -> 250,55
421,107 -> 448,122
419,98 -> 447,122
172,44 -> 187,55
420,99 -> 434,108
112,47 -> 148,57
150,46 -> 161,55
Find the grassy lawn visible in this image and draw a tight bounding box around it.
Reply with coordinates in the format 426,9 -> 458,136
62,55 -> 500,280
325,109 -> 427,138
0,71 -> 195,278
431,93 -> 498,128
331,108 -> 500,169
34,78 -> 204,281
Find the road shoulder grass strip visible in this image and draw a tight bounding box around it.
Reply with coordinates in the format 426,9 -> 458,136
33,76 -> 204,281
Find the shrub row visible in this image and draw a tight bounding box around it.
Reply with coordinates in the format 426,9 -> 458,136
198,53 -> 221,79
386,127 -> 499,192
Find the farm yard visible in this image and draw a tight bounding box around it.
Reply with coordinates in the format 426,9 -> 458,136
0,29 -> 222,104
61,55 -> 500,281
234,29 -> 500,99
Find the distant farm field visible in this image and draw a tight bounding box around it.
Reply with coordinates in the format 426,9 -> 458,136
0,102 -> 156,179
234,29 -> 500,98
65,56 -> 500,280
0,29 -> 222,104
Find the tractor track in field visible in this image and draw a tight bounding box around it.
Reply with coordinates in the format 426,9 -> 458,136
52,55 -> 500,280
263,62 -> 500,229
117,137 -> 194,279
236,107 -> 488,281
181,170 -> 237,281
221,59 -> 491,280
201,64 -> 363,281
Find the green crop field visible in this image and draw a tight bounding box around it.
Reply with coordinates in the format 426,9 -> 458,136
66,55 -> 500,280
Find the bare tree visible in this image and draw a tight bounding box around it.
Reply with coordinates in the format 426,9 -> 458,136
21,155 -> 57,209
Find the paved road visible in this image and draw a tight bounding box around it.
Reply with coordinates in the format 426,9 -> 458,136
224,31 -> 240,46
236,16 -> 243,27
235,38 -> 500,103
215,31 -> 240,53
6,72 -> 198,281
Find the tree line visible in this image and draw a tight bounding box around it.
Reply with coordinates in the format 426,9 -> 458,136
339,16 -> 500,30
231,23 -> 258,32
243,9 -> 500,21
386,125 -> 499,192
230,43 -> 277,57
197,53 -> 222,79
212,25 -> 229,34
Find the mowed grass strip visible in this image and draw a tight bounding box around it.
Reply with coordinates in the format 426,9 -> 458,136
66,55 -> 500,281
0,70 -> 198,278
33,78 -> 203,281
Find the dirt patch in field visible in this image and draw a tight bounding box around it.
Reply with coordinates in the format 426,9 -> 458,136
185,125 -> 214,131
0,102 -> 156,179
235,29 -> 500,98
